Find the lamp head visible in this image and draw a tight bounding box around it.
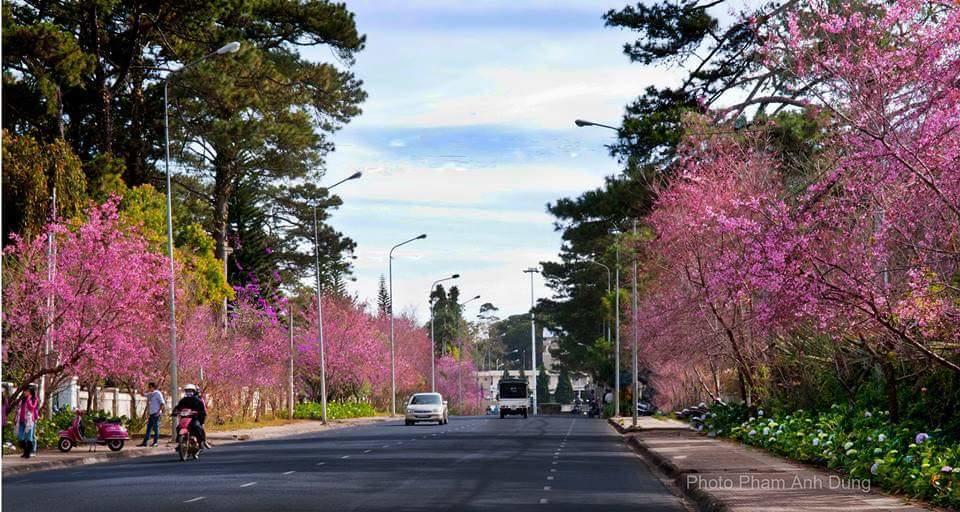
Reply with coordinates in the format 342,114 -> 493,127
216,41 -> 241,55
416,234 -> 427,240
348,171 -> 362,180
451,274 -> 461,279
574,119 -> 592,127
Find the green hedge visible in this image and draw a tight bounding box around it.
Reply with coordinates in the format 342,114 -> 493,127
294,401 -> 376,421
698,403 -> 959,508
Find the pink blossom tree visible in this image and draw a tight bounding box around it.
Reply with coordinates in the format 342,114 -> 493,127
2,199 -> 167,404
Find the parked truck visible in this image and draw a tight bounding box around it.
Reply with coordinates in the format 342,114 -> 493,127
497,378 -> 529,418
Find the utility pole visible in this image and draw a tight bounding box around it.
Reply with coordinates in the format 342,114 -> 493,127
523,268 -> 539,415
613,229 -> 621,418
389,234 -> 427,416
289,302 -> 295,420
42,187 -> 57,418
632,219 -> 639,428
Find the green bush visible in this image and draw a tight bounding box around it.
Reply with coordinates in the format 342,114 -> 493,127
701,402 -> 959,508
294,400 -> 376,421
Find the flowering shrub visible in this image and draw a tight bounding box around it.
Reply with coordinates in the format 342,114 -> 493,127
701,403 -> 959,507
294,400 -> 376,421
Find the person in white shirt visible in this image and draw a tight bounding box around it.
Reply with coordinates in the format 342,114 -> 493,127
139,382 -> 164,447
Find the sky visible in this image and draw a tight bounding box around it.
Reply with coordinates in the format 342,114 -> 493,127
304,0 -> 682,323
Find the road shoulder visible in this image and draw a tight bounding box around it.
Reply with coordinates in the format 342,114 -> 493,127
1,416 -> 390,476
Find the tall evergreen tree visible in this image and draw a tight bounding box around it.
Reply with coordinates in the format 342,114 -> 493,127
537,367 -> 551,404
376,274 -> 390,317
554,368 -> 574,404
2,0 -> 366,285
430,284 -> 465,356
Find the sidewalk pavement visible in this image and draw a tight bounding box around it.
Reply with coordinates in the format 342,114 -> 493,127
610,416 -> 940,512
2,416 -> 390,476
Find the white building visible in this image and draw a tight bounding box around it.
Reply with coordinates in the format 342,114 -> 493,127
472,332 -> 592,405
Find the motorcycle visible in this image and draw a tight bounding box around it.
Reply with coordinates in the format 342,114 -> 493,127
175,409 -> 201,461
588,401 -> 601,418
57,410 -> 130,452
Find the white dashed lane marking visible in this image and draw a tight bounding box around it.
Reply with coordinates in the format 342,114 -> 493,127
282,471 -> 295,475
315,462 -> 326,466
240,482 -> 257,488
363,449 -> 372,453
341,455 -> 351,459
184,497 -> 206,503
539,498 -> 549,504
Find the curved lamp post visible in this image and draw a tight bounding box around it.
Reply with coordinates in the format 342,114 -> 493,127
388,233 -> 427,416
522,267 -> 540,415
313,171 -> 362,423
163,41 -> 240,428
574,119 -> 619,131
581,258 -> 612,344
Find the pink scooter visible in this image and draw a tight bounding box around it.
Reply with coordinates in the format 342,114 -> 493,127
57,410 -> 130,452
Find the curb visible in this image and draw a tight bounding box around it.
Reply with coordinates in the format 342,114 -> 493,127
623,434 -> 727,512
2,416 -> 393,476
607,417 -> 688,434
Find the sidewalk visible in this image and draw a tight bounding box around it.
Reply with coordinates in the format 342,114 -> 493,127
2,416 -> 390,476
609,416 -> 940,512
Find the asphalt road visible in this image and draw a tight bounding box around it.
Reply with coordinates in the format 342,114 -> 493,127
2,415 -> 688,511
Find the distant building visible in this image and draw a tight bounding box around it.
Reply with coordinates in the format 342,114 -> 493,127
473,330 -> 591,405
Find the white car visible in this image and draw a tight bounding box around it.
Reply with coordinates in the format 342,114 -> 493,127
404,393 -> 448,425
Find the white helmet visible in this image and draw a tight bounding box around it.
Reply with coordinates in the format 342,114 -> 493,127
183,384 -> 198,393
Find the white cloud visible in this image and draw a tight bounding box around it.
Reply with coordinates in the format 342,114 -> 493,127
331,154 -> 605,206
342,203 -> 552,225
401,65 -> 679,130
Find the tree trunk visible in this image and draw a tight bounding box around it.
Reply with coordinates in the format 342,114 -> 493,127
212,170 -> 235,303
881,360 -> 899,422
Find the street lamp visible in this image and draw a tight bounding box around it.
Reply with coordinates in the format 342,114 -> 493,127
574,119 -> 620,131
429,273 -> 460,392
313,171 -> 362,423
388,233 -> 427,416
630,219 -> 639,428
581,258 -> 612,344
163,41 -> 240,424
610,228 -> 622,418
457,294 -> 480,412
522,267 -> 540,416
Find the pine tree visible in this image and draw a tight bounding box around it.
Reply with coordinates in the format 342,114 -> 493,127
554,368 -> 574,404
537,367 -> 551,403
376,275 -> 391,317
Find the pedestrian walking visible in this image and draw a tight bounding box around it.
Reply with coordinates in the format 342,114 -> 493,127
15,385 -> 40,458
139,382 -> 164,447
197,387 -> 212,449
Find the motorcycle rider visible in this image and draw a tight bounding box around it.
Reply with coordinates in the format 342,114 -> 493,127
173,384 -> 207,454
